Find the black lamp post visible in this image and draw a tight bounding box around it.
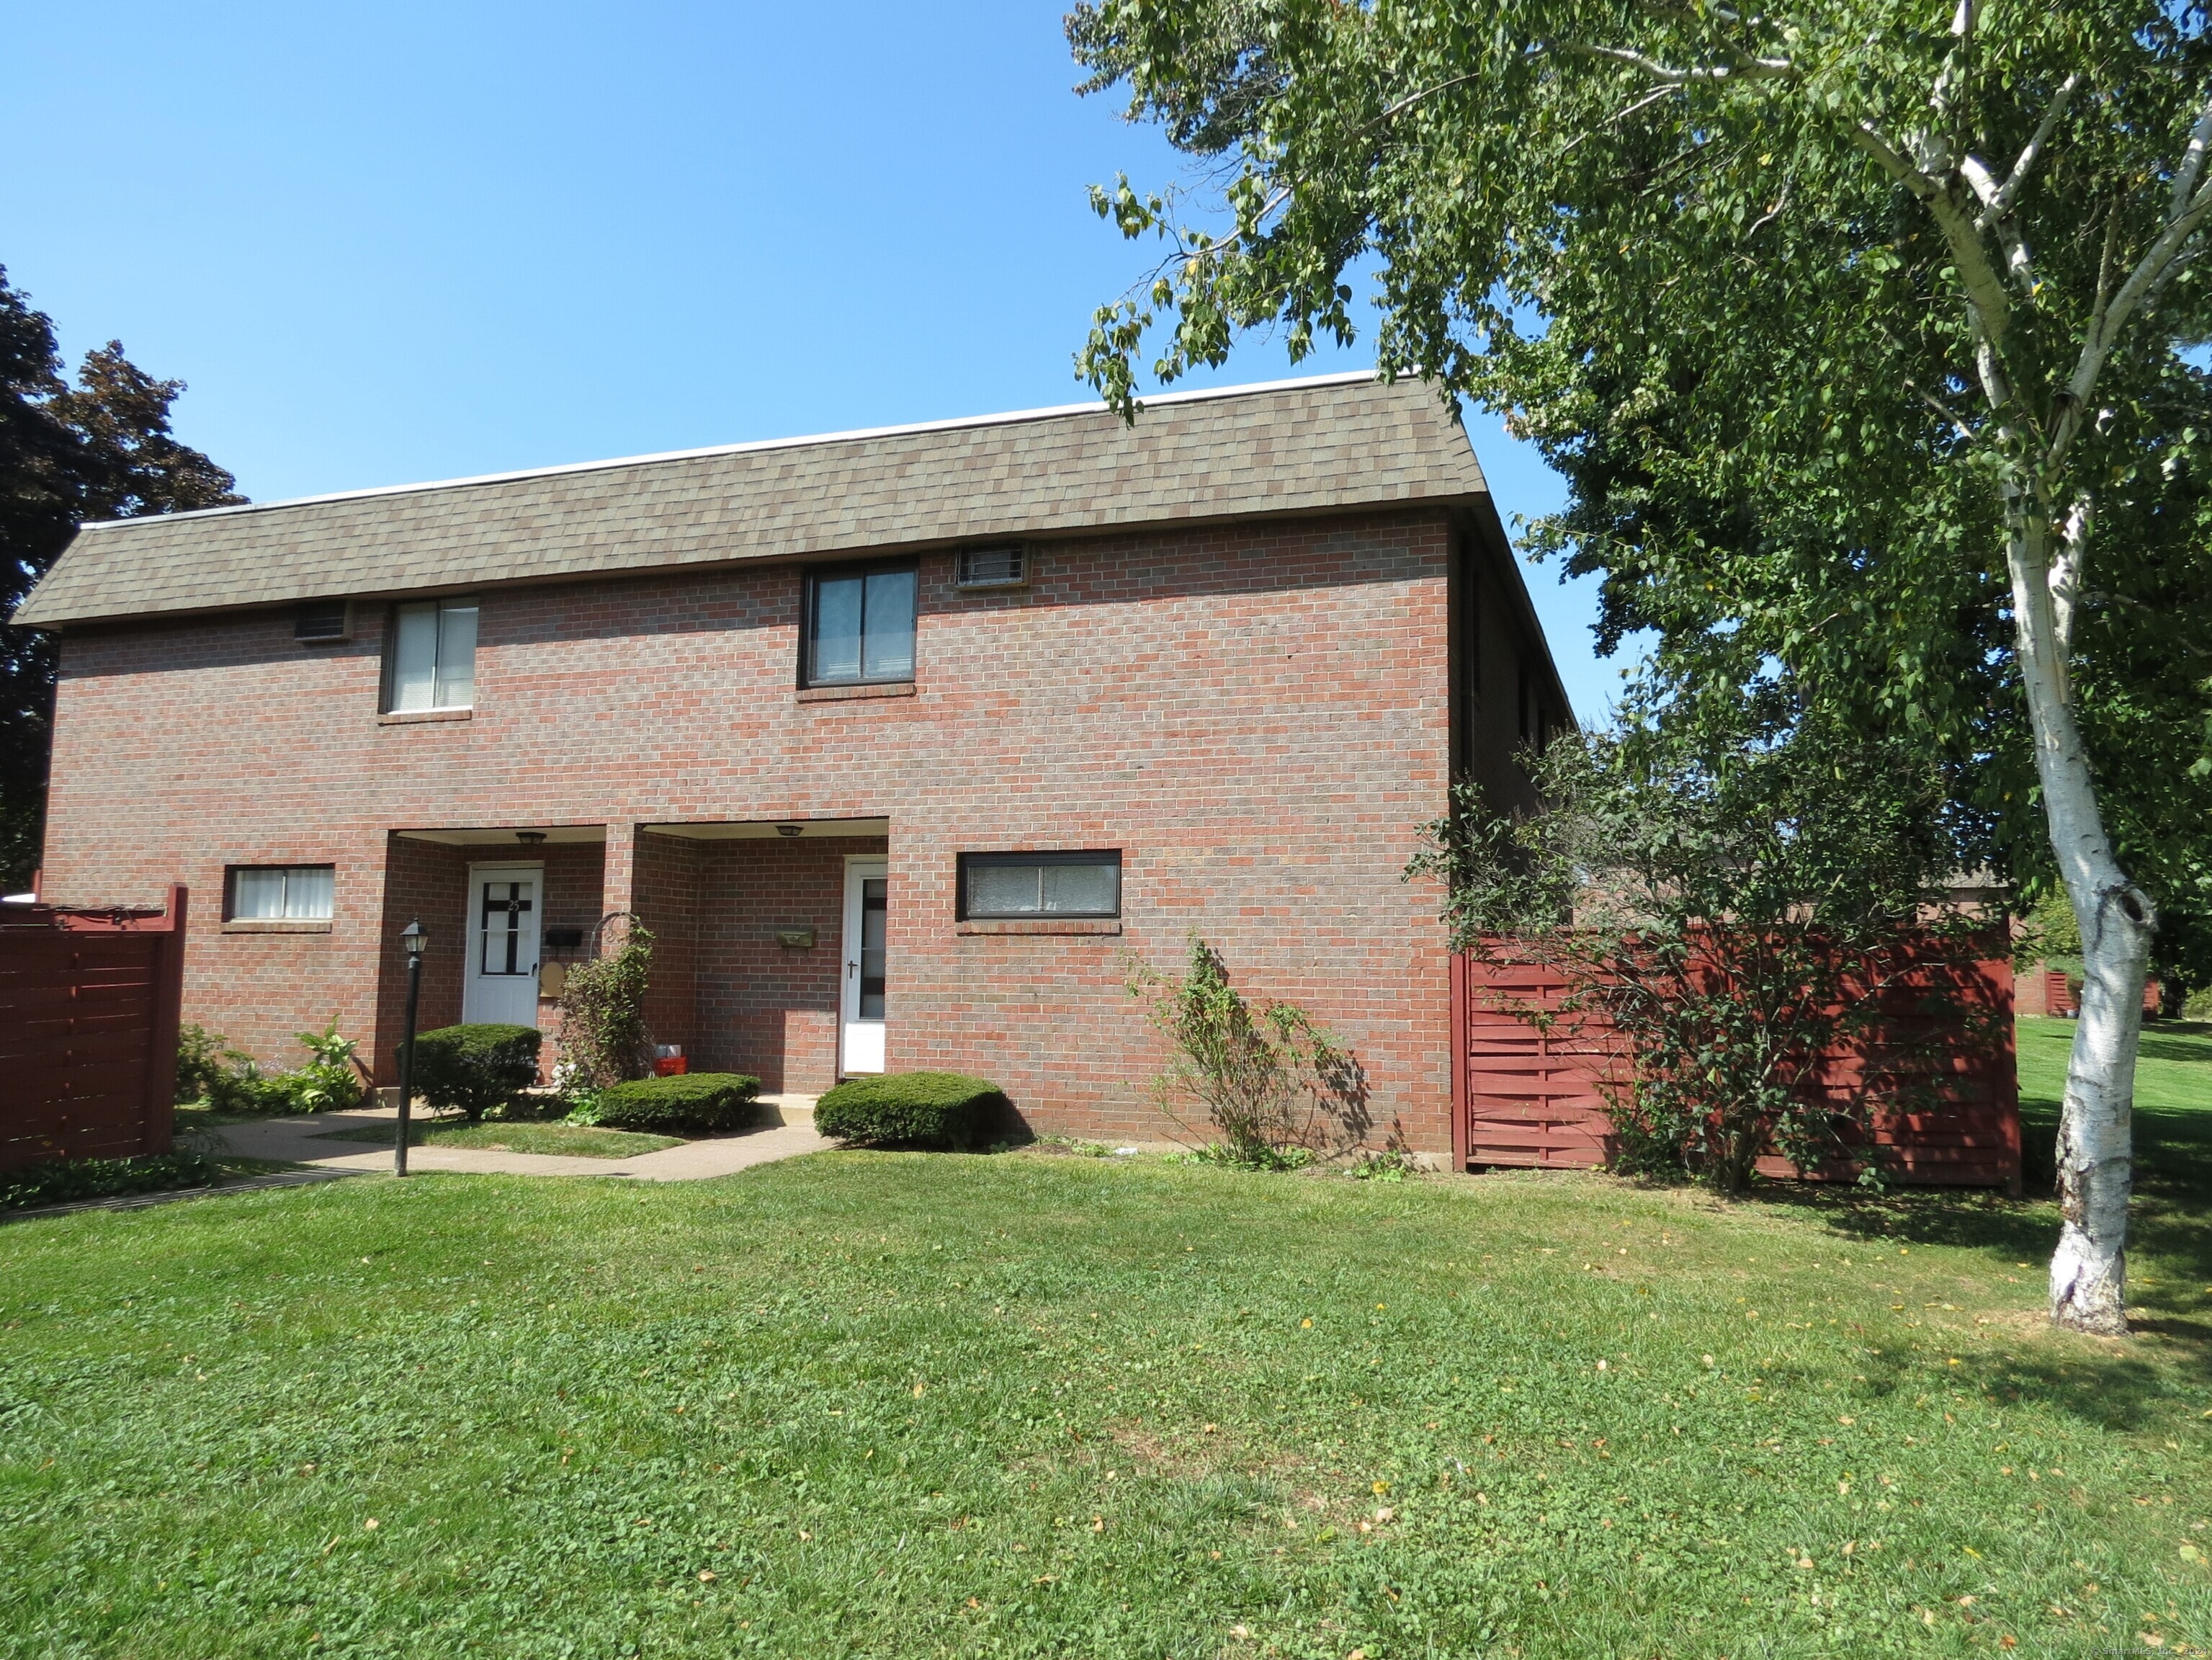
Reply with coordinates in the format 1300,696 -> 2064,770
395,919 -> 427,1177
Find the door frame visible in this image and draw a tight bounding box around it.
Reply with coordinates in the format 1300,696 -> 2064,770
461,860 -> 545,1028
838,855 -> 888,1076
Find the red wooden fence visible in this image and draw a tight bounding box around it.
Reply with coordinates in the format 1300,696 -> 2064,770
0,885 -> 188,1173
1451,945 -> 2021,1191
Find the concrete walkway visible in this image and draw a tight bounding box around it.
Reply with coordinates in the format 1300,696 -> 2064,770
212,1095 -> 832,1182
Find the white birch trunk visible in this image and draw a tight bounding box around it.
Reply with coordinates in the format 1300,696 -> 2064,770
2005,507 -> 2156,1337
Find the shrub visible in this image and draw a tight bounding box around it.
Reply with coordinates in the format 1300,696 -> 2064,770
178,1021 -> 364,1115
175,1023 -> 263,1113
409,1024 -> 543,1120
813,1072 -> 1007,1149
586,1073 -> 762,1135
1127,937 -> 1368,1165
1,1151 -> 224,1213
558,918 -> 655,1087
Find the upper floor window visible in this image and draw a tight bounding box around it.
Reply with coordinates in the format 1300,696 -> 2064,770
805,564 -> 915,687
227,864 -> 334,922
385,598 -> 478,711
958,850 -> 1121,920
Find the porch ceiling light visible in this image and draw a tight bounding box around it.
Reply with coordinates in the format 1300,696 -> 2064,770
515,829 -> 548,846
776,824 -> 805,837
400,918 -> 427,958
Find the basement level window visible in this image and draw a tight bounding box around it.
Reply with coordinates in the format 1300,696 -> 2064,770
804,563 -> 915,687
958,851 -> 1121,920
227,865 -> 334,922
385,598 -> 478,711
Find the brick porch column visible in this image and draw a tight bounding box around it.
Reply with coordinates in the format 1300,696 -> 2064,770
601,820 -> 637,919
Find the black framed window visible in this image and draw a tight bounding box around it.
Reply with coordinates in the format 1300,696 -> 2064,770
226,865 -> 335,921
804,563 -> 916,686
958,851 -> 1121,920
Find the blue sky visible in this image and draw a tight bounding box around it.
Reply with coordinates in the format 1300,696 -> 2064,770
2,1 -> 1627,719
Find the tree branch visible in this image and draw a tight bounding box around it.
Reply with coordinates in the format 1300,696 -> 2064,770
2054,177 -> 2212,465
2171,94 -> 2212,218
1562,41 -> 1794,84
1976,72 -> 2082,228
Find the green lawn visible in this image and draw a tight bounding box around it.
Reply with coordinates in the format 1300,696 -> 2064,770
2,1035 -> 2208,1657
311,1120 -> 684,1159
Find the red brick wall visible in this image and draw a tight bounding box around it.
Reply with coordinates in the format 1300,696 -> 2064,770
689,835 -> 889,1093
41,509 -> 1466,1148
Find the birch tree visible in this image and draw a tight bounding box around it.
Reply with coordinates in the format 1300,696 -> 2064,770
1072,0 -> 2212,1332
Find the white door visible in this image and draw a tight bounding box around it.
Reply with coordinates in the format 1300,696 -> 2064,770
840,858 -> 887,1075
462,862 -> 543,1027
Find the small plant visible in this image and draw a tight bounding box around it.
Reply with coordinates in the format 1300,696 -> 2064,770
270,1019 -> 364,1112
588,1073 -> 761,1135
177,1022 -> 364,1115
1172,1141 -> 1316,1172
814,1073 -> 1008,1150
1127,936 -> 1368,1167
557,916 -> 655,1087
1,1150 -> 224,1212
1343,1147 -> 1421,1182
175,1023 -> 264,1114
408,1024 -> 544,1121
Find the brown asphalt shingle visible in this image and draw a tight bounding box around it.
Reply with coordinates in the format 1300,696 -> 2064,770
14,373 -> 1489,628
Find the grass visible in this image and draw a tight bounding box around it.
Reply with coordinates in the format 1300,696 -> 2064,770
311,1120 -> 684,1159
0,1032 -> 2206,1656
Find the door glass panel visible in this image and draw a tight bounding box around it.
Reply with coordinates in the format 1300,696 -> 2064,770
859,876 -> 887,1019
969,863 -> 1040,916
1042,861 -> 1116,914
478,879 -> 535,976
811,576 -> 864,682
433,604 -> 477,708
390,603 -> 439,710
860,568 -> 915,679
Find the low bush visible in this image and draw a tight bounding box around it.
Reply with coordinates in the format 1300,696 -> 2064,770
1,1151 -> 224,1213
584,1073 -> 761,1135
176,1024 -> 263,1114
177,1020 -> 364,1115
409,1025 -> 543,1121
814,1072 -> 1007,1149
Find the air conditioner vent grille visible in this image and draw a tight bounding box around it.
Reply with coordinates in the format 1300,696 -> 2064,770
294,600 -> 351,643
954,545 -> 1026,589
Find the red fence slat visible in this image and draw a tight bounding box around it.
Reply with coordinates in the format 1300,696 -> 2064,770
0,886 -> 187,1174
1452,938 -> 2021,1191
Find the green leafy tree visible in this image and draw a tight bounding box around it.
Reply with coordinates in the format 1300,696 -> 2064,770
0,269 -> 241,889
1413,700 -> 2000,1194
1070,0 -> 2212,1333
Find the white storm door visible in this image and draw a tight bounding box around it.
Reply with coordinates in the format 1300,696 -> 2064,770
840,857 -> 887,1075
462,863 -> 543,1028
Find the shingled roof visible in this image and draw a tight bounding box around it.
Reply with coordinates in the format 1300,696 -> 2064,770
12,372 -> 1491,629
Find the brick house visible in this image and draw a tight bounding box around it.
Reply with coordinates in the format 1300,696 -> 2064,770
14,373 -> 1572,1152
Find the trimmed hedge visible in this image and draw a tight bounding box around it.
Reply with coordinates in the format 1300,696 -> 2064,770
813,1071 -> 1006,1149
591,1073 -> 762,1135
408,1025 -> 543,1120
1,1151 -> 224,1213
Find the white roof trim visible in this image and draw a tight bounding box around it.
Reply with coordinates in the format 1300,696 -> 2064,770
74,370 -> 1394,533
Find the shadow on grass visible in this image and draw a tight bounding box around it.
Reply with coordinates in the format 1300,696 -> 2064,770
1861,1339 -> 2189,1434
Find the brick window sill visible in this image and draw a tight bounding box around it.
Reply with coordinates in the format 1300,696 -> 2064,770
223,919 -> 333,934
379,707 -> 473,725
956,919 -> 1123,937
795,681 -> 917,704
